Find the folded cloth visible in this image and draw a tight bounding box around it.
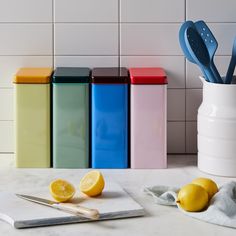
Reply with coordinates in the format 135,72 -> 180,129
143,181 -> 236,228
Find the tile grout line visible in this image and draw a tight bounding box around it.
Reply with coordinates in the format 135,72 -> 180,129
184,0 -> 187,153
1,22 -> 236,24
118,0 -> 121,68
52,0 -> 55,68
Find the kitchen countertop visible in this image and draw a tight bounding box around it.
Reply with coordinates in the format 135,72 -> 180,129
0,154 -> 235,236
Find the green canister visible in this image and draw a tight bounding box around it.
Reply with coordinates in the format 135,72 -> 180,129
52,67 -> 90,168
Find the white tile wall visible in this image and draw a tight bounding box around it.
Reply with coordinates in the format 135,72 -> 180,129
54,24 -> 118,55
186,0 -> 236,22
0,0 -> 236,154
54,0 -> 118,22
167,122 -> 185,153
0,121 -> 13,152
186,121 -> 197,153
120,0 -> 185,23
186,89 -> 202,121
0,24 -> 52,55
167,90 -> 185,121
55,56 -> 118,68
0,89 -> 13,120
120,24 -> 181,55
0,0 -> 52,23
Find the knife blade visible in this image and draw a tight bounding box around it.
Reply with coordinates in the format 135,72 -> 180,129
16,194 -> 99,220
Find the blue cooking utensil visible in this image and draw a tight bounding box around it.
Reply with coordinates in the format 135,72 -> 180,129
179,21 -> 210,82
225,36 -> 236,84
184,27 -> 216,83
194,20 -> 223,84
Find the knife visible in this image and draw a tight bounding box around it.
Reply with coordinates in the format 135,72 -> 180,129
16,194 -> 100,220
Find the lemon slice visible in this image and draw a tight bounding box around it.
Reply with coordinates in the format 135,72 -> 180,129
49,179 -> 75,202
79,171 -> 105,197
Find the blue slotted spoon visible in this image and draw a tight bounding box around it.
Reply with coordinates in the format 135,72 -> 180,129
184,27 -> 216,83
194,20 -> 223,83
179,21 -> 210,82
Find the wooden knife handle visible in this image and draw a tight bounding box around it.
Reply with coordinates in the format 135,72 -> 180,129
52,203 -> 99,220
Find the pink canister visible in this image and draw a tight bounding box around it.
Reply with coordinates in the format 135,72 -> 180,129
129,68 -> 168,169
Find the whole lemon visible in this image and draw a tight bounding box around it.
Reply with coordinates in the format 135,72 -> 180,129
176,184 -> 208,212
192,177 -> 218,199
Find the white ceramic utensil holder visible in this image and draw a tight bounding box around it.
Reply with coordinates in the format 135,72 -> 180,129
198,76 -> 236,177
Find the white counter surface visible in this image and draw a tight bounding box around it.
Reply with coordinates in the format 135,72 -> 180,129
0,154 -> 235,236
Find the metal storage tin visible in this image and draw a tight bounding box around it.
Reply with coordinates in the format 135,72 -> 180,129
52,67 -> 90,168
14,68 -> 52,168
129,68 -> 168,169
91,67 -> 129,168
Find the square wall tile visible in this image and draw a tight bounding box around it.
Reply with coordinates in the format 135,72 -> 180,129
54,0 -> 118,22
0,0 -> 52,22
54,23 -> 118,55
186,89 -> 202,121
0,121 -> 13,152
0,24 -> 52,55
0,56 -> 53,88
187,0 -> 236,22
186,121 -> 197,154
186,56 -> 231,88
120,23 -> 182,55
167,122 -> 185,153
167,89 -> 185,121
120,0 -> 184,22
55,56 -> 118,68
0,89 -> 13,120
120,56 -> 185,88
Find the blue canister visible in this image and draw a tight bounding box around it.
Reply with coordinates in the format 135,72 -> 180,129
91,67 -> 129,168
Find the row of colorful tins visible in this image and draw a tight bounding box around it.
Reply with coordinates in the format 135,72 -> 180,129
13,67 -> 168,169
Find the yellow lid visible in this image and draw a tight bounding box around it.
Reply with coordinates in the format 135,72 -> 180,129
13,68 -> 53,84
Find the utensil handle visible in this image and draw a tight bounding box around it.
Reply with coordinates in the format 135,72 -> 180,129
53,203 -> 100,220
204,67 -> 217,83
225,57 -> 236,84
211,63 -> 223,83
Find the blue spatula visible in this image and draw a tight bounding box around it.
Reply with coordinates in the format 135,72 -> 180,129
184,27 -> 216,83
179,21 -> 210,82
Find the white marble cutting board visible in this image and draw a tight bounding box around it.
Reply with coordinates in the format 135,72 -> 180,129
0,182 -> 145,229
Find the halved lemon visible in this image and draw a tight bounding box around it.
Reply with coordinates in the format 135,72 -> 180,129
79,171 -> 105,197
49,179 -> 75,202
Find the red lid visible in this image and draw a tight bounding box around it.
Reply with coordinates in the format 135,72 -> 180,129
129,68 -> 168,84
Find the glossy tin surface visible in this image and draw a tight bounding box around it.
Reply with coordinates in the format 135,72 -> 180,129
92,67 -> 129,84
52,67 -> 90,83
14,68 -> 52,168
91,68 -> 128,168
53,67 -> 90,168
14,68 -> 52,84
130,67 -> 167,84
130,68 -> 167,169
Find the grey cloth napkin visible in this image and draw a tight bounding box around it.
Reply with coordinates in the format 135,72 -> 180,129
144,181 -> 236,228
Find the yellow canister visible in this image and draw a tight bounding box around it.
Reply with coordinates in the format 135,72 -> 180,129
13,68 -> 52,168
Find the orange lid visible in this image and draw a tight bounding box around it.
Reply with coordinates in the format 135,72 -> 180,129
13,68 -> 53,84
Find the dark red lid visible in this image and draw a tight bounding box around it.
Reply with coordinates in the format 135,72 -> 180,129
129,68 -> 168,84
92,67 -> 129,84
